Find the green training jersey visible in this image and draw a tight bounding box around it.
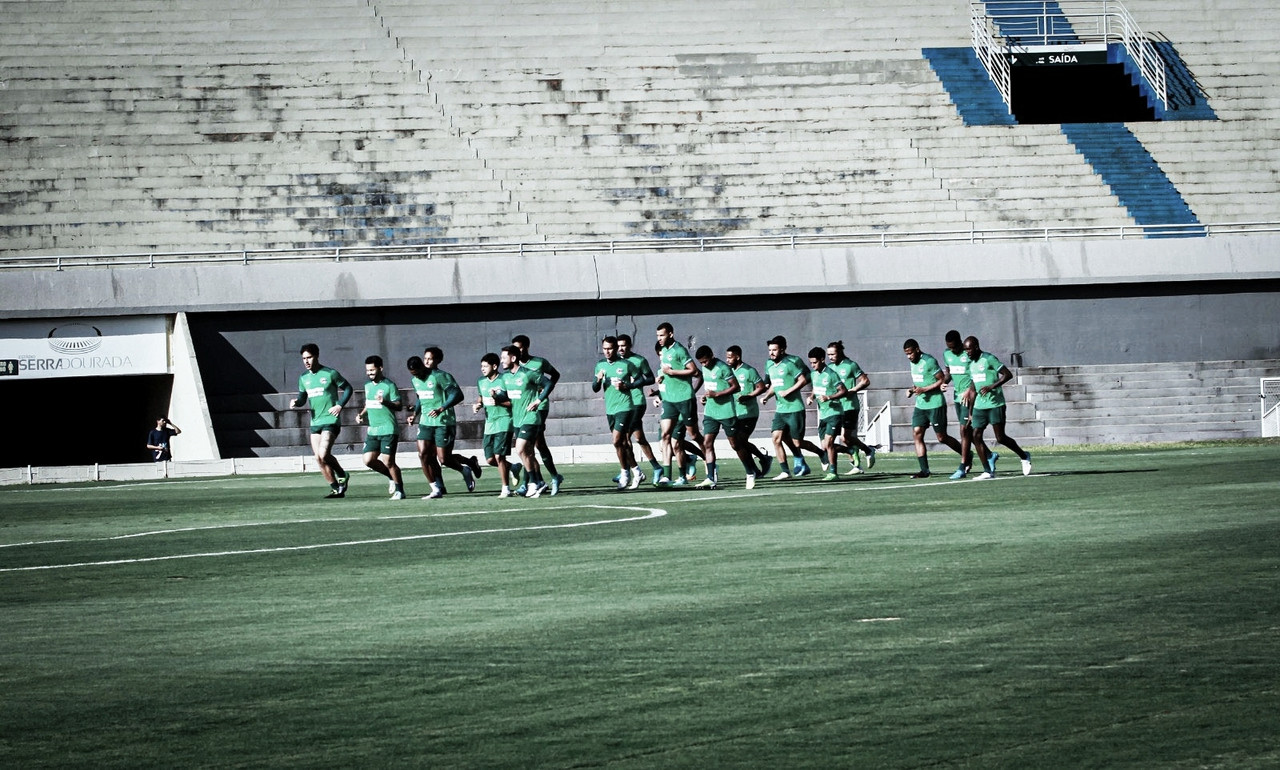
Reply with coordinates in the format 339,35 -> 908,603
968,351 -> 1007,409
810,365 -> 844,420
909,353 -> 945,410
943,348 -> 973,402
297,366 -> 349,428
363,377 -> 401,437
732,362 -> 763,419
477,375 -> 512,435
699,359 -> 739,420
522,355 -> 555,413
625,353 -> 656,407
502,365 -> 548,428
766,354 -> 808,414
411,369 -> 460,427
657,341 -> 696,402
829,357 -> 865,412
594,357 -> 639,416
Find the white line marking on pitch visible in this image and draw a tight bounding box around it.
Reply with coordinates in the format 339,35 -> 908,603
0,505 -> 668,573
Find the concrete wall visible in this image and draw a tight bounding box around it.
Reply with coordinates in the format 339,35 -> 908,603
189,279 -> 1280,401
4,232 -> 1278,320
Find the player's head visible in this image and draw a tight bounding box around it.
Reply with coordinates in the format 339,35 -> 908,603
903,338 -> 922,363
500,345 -> 522,371
510,334 -> 531,359
299,343 -> 320,370
617,333 -> 633,356
155,416 -> 168,428
945,329 -> 963,352
963,336 -> 982,358
406,355 -> 427,377
826,340 -> 845,363
695,344 -> 714,364
725,344 -> 743,367
480,352 -> 500,377
364,355 -> 384,380
601,335 -> 619,360
767,335 -> 787,360
808,347 -> 825,369
655,322 -> 674,347
423,346 -> 444,369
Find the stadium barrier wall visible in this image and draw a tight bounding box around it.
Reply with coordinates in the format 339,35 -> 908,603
3,233 -> 1278,319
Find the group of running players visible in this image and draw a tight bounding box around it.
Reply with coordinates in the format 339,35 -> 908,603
289,324 -> 1032,499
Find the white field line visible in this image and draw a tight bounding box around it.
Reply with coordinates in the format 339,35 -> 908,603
3,474 -> 1041,548
0,505 -> 667,573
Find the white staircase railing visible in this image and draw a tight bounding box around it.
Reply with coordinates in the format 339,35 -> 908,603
1262,378 -> 1280,438
861,397 -> 893,452
971,0 -> 1167,113
971,7 -> 1012,110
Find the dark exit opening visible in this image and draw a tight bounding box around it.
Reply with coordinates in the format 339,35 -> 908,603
1011,63 -> 1155,124
0,375 -> 173,467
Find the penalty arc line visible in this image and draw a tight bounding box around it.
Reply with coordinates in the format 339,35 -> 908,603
0,505 -> 668,574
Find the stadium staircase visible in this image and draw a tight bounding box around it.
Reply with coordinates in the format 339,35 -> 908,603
922,47 -> 1018,127
1060,123 -> 1204,237
1017,360 -> 1280,444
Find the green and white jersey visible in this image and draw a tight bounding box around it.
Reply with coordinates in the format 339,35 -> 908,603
909,353 -> 945,410
502,365 -> 548,428
699,359 -> 739,421
297,366 -> 349,428
657,341 -> 696,402
594,357 -> 639,416
829,358 -> 865,412
732,362 -> 763,419
625,353 -> 656,407
477,375 -> 512,436
766,354 -> 808,414
943,348 -> 974,402
411,369 -> 460,427
968,352 -> 1007,409
363,377 -> 401,437
522,355 -> 555,414
810,365 -> 844,420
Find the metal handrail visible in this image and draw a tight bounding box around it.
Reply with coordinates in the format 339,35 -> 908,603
971,8 -> 1012,109
3,220 -> 1275,271
974,0 -> 1167,112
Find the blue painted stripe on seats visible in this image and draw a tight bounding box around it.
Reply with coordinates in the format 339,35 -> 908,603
923,47 -> 1017,126
1061,123 -> 1205,237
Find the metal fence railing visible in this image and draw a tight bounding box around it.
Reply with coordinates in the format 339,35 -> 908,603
3,221 -> 1276,272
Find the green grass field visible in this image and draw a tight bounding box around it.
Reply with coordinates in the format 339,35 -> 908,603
2,443 -> 1279,768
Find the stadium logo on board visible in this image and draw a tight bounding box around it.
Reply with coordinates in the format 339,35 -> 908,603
47,324 -> 103,355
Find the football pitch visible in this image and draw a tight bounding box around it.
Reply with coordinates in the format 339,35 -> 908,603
2,443 -> 1278,768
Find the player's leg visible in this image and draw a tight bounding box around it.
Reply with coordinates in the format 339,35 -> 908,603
910,407 -> 932,478
819,416 -> 841,479
785,413 -> 814,476
727,426 -> 761,488
770,426 -> 790,480
313,429 -> 347,496
658,410 -> 677,484
382,440 -> 404,499
931,404 -> 964,458
521,424 -> 548,497
696,417 -> 720,488
990,415 -> 1031,475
